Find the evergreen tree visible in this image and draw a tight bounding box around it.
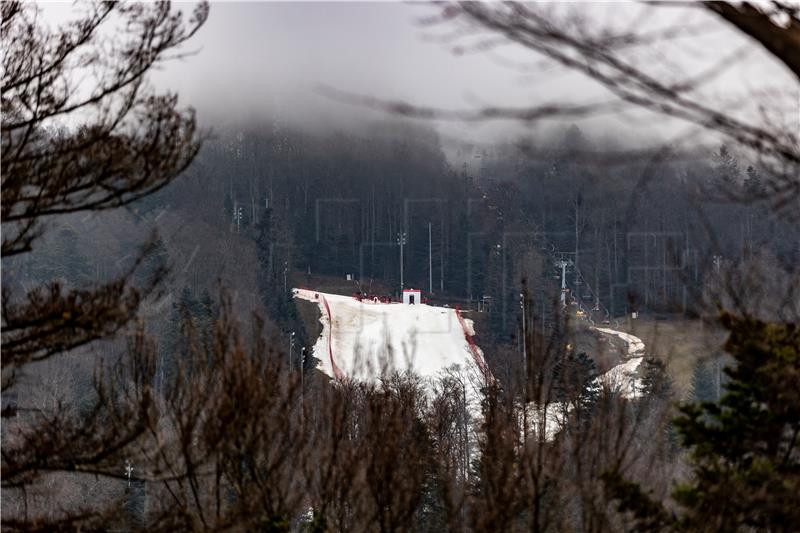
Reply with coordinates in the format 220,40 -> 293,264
552,351 -> 600,419
604,313 -> 800,531
562,123 -> 588,156
711,144 -> 740,188
639,356 -> 674,401
689,359 -> 716,403
673,314 -> 800,531
412,457 -> 449,533
744,165 -> 765,196
638,356 -> 680,455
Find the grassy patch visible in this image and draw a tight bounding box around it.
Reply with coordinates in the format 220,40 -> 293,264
622,317 -> 726,398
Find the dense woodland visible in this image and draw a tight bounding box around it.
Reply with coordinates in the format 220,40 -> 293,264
129,119 -> 798,340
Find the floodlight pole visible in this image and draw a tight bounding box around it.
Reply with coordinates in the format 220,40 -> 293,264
397,231 -> 407,291
428,222 -> 433,294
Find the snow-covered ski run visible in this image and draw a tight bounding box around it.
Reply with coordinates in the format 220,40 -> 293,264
295,288 -> 646,440
294,287 -> 490,385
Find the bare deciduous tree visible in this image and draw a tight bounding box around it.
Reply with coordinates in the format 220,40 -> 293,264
1,1 -> 208,528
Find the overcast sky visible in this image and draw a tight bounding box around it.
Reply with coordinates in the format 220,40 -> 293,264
42,1 -> 797,149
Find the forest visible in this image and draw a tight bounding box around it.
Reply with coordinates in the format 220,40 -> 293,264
141,118 -> 797,340
2,1 -> 799,531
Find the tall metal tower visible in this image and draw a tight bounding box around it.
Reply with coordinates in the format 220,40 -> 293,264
554,258 -> 573,308
397,231 -> 407,291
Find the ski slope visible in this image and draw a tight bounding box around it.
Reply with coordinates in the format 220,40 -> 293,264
295,288 -> 646,442
293,288 -> 491,388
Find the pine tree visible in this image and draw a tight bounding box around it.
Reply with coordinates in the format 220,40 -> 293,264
711,144 -> 740,189
604,313 -> 800,531
744,165 -> 765,196
689,359 -> 716,403
672,314 -> 800,531
552,351 -> 600,419
639,356 -> 674,401
638,356 -> 680,456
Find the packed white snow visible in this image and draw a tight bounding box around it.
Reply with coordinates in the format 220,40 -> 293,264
293,288 -> 489,396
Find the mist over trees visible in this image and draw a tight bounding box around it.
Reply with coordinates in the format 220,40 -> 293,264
149,119 -> 796,339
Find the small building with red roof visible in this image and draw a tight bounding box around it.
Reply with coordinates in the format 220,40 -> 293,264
402,288 -> 422,305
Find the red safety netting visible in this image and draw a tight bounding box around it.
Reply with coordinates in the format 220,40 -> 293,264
321,294 -> 346,380
454,306 -> 495,385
